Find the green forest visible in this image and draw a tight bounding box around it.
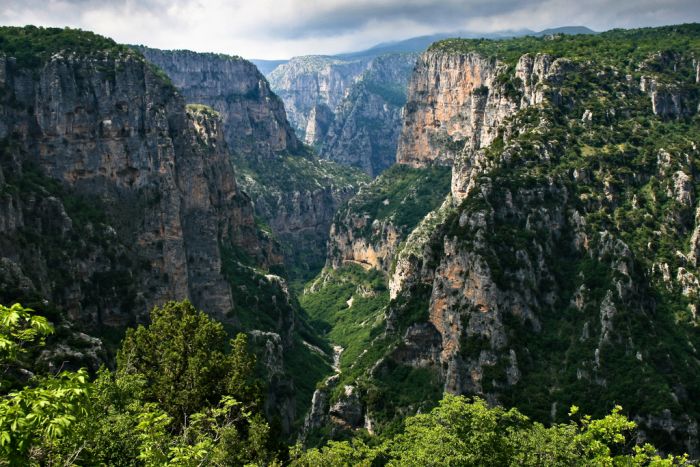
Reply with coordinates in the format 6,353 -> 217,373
0,301 -> 689,465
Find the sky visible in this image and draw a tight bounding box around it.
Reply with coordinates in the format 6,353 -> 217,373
1,0 -> 699,59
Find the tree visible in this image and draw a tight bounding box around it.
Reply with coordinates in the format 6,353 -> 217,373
386,395 -> 527,466
116,300 -> 260,426
0,303 -> 52,372
291,395 -> 689,466
0,303 -> 90,465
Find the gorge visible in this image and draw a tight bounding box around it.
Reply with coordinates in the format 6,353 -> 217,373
0,21 -> 699,464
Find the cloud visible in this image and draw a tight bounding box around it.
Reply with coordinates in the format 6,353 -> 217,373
0,0 -> 699,59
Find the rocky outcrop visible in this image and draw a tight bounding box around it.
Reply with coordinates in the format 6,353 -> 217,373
638,51 -> 700,119
304,103 -> 335,146
328,215 -> 401,273
640,76 -> 696,119
329,385 -> 363,430
319,53 -> 418,176
0,47 -> 276,328
397,52 -> 504,167
326,165 -> 452,276
267,55 -> 368,142
136,47 -> 299,159
397,50 -> 574,169
138,47 -> 366,280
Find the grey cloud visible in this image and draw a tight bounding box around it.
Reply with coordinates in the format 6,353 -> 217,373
265,0 -> 536,39
1,0 -> 699,59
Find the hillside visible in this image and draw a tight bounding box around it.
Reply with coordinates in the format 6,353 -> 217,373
0,26 -> 332,433
137,46 -> 369,283
301,23 -> 700,457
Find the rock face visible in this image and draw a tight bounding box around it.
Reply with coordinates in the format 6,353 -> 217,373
136,47 -> 299,159
0,32 -> 338,434
398,52 -> 503,167
326,165 -> 452,275
397,51 -> 570,168
267,55 -> 367,142
319,53 -> 417,177
0,48 -> 273,328
268,53 -> 418,177
139,47 -> 366,280
328,216 -> 401,273
304,103 -> 335,146
309,26 -> 700,455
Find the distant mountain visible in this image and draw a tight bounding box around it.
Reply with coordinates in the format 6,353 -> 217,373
534,25 -> 597,36
333,29 -> 533,60
249,26 -> 596,73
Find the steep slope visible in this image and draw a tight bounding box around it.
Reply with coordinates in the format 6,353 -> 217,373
302,24 -> 700,456
137,46 -> 367,282
267,52 -> 417,177
319,53 -> 417,177
267,55 -> 367,144
0,29 -> 273,327
0,26 -> 329,433
134,46 -> 299,160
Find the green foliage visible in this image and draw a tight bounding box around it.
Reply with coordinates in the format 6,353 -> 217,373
0,26 -> 131,69
0,303 -> 90,466
299,23 -> 700,453
116,300 -> 261,426
369,363 -> 442,427
0,301 -> 278,465
0,369 -> 90,465
293,395 -> 689,466
220,246 -> 334,422
0,304 -> 52,366
430,23 -> 700,73
185,103 -> 221,119
340,164 -> 452,238
301,265 -> 388,371
363,80 -> 408,107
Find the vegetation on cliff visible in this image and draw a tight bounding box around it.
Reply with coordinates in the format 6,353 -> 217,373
293,396 -> 688,466
299,23 -> 700,457
2,302 -> 687,465
0,26 -> 129,68
233,148 -> 369,283
431,23 -> 700,68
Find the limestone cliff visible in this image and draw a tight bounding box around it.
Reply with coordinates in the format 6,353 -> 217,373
304,25 -> 700,455
267,55 -> 367,143
0,44 -> 274,329
396,50 -> 571,168
138,47 -> 367,281
136,47 -> 299,159
0,28 -> 336,433
320,53 -> 417,177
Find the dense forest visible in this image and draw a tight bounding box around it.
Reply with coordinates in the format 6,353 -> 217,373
0,301 -> 689,465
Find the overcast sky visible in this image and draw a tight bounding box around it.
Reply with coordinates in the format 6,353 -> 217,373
1,0 -> 699,59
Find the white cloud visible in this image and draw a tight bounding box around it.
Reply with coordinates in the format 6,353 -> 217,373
1,0 -> 699,59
